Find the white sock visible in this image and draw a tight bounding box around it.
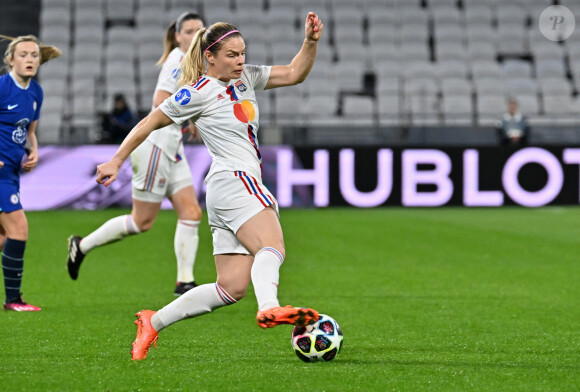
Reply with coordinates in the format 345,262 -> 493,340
174,219 -> 200,283
79,215 -> 140,254
251,247 -> 284,311
151,283 -> 236,331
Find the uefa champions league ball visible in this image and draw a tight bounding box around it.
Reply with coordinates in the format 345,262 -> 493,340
291,314 -> 343,362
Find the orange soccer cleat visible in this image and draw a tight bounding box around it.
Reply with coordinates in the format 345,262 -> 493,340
256,305 -> 319,329
131,310 -> 159,360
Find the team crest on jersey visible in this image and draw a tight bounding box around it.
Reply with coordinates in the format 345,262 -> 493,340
12,118 -> 29,144
235,80 -> 247,92
157,178 -> 167,188
175,89 -> 191,105
10,193 -> 19,205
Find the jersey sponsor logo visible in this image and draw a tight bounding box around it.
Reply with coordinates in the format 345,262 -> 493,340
235,80 -> 247,92
233,100 -> 255,123
167,100 -> 182,115
10,193 -> 19,205
7,104 -> 18,110
175,88 -> 192,105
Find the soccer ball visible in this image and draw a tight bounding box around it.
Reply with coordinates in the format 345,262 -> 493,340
291,314 -> 343,362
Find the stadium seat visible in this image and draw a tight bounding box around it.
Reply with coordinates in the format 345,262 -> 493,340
464,5 -> 494,27
507,78 -> 538,96
495,4 -> 528,27
376,77 -> 401,95
501,60 -> 533,79
105,0 -> 135,21
401,43 -> 431,62
471,60 -> 503,79
399,6 -> 429,25
335,44 -> 368,64
340,95 -> 376,126
374,60 -> 404,79
442,95 -> 474,126
436,42 -> 469,62
466,24 -> 497,45
135,6 -> 166,30
497,24 -> 527,55
467,41 -> 497,62
543,94 -> 573,114
334,24 -> 365,47
474,77 -> 506,95
441,78 -> 473,97
477,94 -> 506,126
530,41 -> 566,63
538,77 -> 573,96
333,60 -> 368,90
402,62 -> 438,81
275,94 -> 306,126
303,95 -> 342,126
71,59 -> 101,81
437,60 -> 469,80
514,94 -> 540,115
246,44 -> 270,65
536,59 -> 567,79
369,41 -> 399,64
431,5 -> 463,25
398,23 -> 430,46
404,78 -> 440,98
433,23 -> 465,45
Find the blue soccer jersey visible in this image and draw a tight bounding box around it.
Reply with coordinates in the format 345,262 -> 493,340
0,72 -> 43,184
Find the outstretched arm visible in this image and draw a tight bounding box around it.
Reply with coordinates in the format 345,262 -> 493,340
265,12 -> 324,89
96,108 -> 172,186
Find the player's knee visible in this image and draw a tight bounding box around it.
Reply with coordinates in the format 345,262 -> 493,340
218,281 -> 248,302
228,286 -> 247,301
189,203 -> 202,221
132,217 -> 154,232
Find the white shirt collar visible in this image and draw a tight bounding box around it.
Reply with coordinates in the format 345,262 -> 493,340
9,72 -> 31,90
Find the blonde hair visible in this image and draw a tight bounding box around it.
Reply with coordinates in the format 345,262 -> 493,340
1,34 -> 61,70
178,22 -> 241,86
157,12 -> 204,66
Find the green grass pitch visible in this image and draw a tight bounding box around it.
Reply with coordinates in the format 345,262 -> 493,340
1,207 -> 578,391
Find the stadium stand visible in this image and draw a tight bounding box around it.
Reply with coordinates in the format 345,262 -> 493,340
0,0 -> 577,144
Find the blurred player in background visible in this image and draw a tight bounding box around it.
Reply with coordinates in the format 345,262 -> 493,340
0,34 -> 60,311
67,13 -> 205,296
95,12 -> 324,360
497,97 -> 530,146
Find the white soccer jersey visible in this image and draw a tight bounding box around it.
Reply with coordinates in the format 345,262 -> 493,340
159,64 -> 271,182
148,47 -> 186,161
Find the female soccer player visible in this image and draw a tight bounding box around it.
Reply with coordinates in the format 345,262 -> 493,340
95,12 -> 324,360
0,35 -> 60,311
67,13 -> 206,296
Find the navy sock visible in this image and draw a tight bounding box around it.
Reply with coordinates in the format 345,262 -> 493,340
2,238 -> 26,302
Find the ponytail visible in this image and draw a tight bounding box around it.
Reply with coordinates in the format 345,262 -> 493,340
158,12 -> 205,66
157,21 -> 178,66
178,22 -> 241,86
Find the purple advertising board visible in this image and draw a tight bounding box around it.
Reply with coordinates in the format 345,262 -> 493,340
18,145 -> 580,210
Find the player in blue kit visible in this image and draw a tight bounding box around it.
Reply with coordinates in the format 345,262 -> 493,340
0,35 -> 60,311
